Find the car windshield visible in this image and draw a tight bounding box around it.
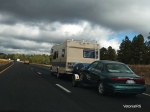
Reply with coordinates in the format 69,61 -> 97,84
106,63 -> 133,73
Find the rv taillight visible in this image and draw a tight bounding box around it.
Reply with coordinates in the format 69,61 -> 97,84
67,62 -> 75,67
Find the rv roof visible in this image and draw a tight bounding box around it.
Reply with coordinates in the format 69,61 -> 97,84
51,39 -> 99,49
66,39 -> 97,44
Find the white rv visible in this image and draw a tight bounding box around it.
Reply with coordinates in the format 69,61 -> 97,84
50,39 -> 100,78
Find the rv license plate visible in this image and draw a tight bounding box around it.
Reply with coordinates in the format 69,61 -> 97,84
126,80 -> 135,84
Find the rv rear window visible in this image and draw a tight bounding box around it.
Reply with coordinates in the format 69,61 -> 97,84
83,49 -> 98,59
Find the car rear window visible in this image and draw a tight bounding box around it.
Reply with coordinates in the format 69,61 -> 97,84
106,64 -> 133,73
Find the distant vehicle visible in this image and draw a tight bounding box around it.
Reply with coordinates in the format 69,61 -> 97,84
24,60 -> 29,65
72,60 -> 146,96
50,39 -> 100,78
17,59 -> 20,62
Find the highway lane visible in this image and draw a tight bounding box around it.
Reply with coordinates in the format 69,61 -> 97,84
0,62 -> 150,112
30,63 -> 150,112
0,62 -> 84,112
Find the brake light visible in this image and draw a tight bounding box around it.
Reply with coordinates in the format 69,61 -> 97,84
111,77 -> 145,82
133,78 -> 145,82
111,77 -> 129,81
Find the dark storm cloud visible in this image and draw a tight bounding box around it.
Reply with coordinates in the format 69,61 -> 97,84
0,0 -> 116,28
0,0 -> 150,54
0,0 -> 150,32
0,0 -> 94,24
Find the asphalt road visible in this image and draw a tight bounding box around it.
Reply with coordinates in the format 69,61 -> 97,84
0,62 -> 150,112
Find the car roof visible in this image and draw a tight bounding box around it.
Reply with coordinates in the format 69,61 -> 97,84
97,60 -> 124,64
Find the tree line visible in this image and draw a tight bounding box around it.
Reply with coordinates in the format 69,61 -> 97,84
0,34 -> 150,65
0,54 -> 52,65
100,34 -> 150,64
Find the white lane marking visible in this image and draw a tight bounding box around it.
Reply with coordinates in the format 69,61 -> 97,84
56,84 -> 71,93
37,72 -> 42,74
143,93 -> 150,97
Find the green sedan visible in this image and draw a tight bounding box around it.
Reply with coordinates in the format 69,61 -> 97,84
73,60 -> 146,96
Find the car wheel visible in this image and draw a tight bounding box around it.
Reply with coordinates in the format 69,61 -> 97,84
98,82 -> 105,95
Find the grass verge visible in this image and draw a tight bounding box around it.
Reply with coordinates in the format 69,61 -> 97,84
0,59 -> 11,66
129,65 -> 150,85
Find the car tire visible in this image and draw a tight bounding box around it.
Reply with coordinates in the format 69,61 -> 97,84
98,82 -> 105,95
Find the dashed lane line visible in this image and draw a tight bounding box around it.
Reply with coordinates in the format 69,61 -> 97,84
37,72 -> 42,74
143,93 -> 150,97
56,84 -> 71,93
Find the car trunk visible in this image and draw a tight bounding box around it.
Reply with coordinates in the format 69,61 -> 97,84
107,73 -> 145,85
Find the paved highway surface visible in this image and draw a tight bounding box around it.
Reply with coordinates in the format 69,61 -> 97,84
0,62 -> 150,112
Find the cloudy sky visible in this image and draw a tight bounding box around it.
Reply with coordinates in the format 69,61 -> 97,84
0,0 -> 150,54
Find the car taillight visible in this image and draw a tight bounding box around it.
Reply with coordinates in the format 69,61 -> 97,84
133,78 -> 145,82
111,77 -> 145,82
111,77 -> 129,81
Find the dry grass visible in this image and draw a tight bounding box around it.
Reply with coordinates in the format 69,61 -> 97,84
129,65 -> 150,85
0,59 -> 11,66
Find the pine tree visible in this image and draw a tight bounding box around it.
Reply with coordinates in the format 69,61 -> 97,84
145,33 -> 150,64
107,46 -> 117,61
117,36 -> 131,64
100,47 -> 108,60
130,34 -> 145,64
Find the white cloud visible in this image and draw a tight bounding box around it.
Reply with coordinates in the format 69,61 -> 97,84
0,23 -> 40,38
60,24 -> 83,36
98,39 -> 120,50
0,20 -> 120,54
